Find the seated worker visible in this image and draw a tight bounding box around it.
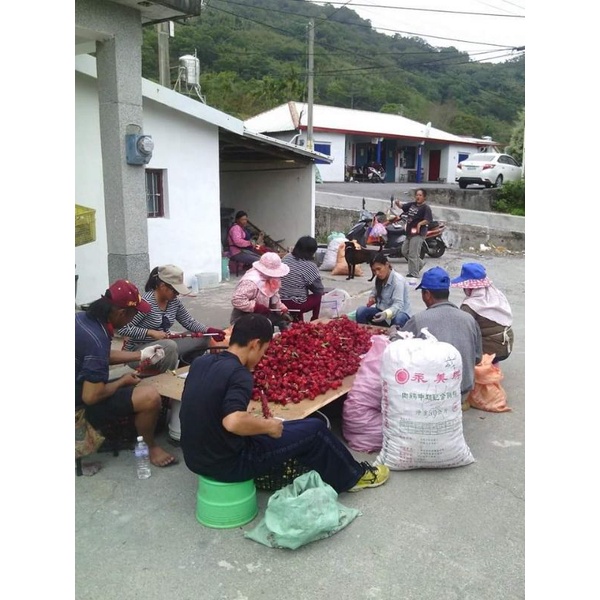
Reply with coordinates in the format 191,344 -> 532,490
118,264 -> 226,373
75,279 -> 177,467
451,262 -> 514,364
227,211 -> 262,267
179,313 -> 390,493
230,252 -> 293,331
280,236 -> 325,322
356,253 -> 412,327
398,266 -> 482,410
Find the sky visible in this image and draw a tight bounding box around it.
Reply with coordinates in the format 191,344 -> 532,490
308,0 -> 525,63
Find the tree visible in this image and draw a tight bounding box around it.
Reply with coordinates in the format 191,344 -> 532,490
506,109 -> 525,163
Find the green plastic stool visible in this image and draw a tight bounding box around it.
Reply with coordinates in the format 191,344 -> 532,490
196,476 -> 258,529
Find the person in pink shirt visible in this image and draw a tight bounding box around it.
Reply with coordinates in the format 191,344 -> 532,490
230,252 -> 293,331
227,211 -> 262,267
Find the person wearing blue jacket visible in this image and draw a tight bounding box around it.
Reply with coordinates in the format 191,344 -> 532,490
356,253 -> 412,327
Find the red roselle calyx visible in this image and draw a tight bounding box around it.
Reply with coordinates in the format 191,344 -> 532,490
252,318 -> 384,418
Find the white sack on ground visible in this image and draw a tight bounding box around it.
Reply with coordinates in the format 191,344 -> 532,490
320,236 -> 347,271
376,330 -> 474,470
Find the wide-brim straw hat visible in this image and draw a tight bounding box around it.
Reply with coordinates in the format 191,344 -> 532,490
253,252 -> 290,278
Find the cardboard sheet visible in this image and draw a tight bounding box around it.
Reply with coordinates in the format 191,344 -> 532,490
139,367 -> 355,420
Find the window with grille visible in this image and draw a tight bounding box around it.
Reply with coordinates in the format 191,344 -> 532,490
146,169 -> 165,218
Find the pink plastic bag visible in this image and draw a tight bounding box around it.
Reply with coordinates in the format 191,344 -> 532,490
466,353 -> 511,413
342,335 -> 390,452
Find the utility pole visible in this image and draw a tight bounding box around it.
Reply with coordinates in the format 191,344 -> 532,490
157,22 -> 172,88
307,19 -> 314,151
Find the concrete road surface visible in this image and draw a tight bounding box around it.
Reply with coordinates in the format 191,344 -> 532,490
74,247 -> 525,600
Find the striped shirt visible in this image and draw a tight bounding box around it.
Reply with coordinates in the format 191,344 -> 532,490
280,254 -> 325,303
118,290 -> 207,350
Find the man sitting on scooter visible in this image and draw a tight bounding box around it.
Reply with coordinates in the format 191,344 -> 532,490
394,188 -> 433,279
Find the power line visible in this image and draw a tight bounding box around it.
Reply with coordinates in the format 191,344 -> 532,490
207,2 -> 523,75
473,0 -> 521,16
214,0 -> 520,50
315,0 -> 355,27
290,1 -> 525,18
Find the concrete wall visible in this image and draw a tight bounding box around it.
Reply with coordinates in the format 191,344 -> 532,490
76,0 -> 150,290
144,101 -> 223,289
314,191 -> 525,253
259,130 -> 342,183
423,187 -> 497,212
75,72 -> 110,299
220,162 -> 315,252
75,69 -> 223,303
313,132 -> 345,182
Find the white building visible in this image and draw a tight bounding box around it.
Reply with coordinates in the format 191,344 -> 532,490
245,101 -> 498,184
75,0 -> 329,305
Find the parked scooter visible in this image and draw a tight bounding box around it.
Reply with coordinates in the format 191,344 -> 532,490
366,163 -> 386,183
347,163 -> 386,183
346,199 -> 447,260
346,208 -> 387,247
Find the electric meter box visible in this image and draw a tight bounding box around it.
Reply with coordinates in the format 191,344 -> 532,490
126,134 -> 154,165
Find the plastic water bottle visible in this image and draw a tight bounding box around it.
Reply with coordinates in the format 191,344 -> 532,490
135,436 -> 151,479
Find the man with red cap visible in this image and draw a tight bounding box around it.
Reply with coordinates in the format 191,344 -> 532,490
75,279 -> 177,467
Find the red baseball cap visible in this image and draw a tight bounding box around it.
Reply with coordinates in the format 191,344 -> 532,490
103,279 -> 151,313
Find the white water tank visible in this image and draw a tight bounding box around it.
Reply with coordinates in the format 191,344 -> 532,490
179,55 -> 200,85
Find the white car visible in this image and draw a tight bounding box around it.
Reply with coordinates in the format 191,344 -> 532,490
456,153 -> 522,189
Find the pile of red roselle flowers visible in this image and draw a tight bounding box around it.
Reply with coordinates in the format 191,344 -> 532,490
252,317 -> 383,417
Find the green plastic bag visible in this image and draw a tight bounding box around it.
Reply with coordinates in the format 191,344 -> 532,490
327,231 -> 346,243
244,470 -> 361,550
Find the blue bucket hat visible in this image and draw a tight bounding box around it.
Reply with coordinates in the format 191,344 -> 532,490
416,266 -> 450,290
450,262 -> 492,288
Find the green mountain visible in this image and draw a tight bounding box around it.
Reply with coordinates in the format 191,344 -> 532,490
141,0 -> 524,145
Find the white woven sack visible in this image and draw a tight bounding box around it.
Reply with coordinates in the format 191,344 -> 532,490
375,329 -> 474,470
320,237 -> 347,271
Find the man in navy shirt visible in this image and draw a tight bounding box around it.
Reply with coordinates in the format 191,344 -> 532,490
180,314 -> 390,493
395,188 -> 433,278
75,279 -> 176,467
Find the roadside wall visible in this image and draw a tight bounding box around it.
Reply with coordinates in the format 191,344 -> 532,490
315,189 -> 525,253
423,187 -> 497,212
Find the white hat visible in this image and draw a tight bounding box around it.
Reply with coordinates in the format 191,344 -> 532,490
252,252 -> 290,278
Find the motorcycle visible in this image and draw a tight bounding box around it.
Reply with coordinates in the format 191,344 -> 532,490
346,163 -> 386,183
346,209 -> 387,248
347,207 -> 447,260
384,215 -> 447,259
366,163 -> 386,183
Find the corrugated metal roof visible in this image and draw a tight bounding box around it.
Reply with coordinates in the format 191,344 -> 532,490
245,101 -> 494,146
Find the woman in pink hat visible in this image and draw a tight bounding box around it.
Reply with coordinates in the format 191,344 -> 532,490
230,252 -> 292,330
451,262 -> 514,363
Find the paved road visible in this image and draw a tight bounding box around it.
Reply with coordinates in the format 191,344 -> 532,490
75,247 -> 524,600
318,181 -> 458,203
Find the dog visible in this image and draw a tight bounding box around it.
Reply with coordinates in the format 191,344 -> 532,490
344,240 -> 384,280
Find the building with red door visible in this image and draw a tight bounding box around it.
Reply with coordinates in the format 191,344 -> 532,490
245,101 -> 498,184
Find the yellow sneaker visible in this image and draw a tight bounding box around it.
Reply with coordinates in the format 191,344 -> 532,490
348,462 -> 390,492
